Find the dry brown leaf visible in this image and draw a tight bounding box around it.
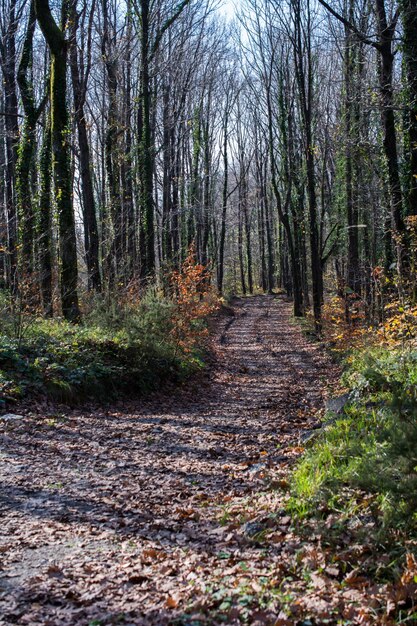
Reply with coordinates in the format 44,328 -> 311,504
165,595 -> 179,608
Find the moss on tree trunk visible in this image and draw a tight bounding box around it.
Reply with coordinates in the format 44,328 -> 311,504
34,0 -> 80,322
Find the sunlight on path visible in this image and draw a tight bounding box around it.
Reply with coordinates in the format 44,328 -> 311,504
0,296 -> 345,625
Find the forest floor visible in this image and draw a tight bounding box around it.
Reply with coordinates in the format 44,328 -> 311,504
0,295 -> 401,625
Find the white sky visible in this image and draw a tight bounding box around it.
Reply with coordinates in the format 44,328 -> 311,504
218,0 -> 238,19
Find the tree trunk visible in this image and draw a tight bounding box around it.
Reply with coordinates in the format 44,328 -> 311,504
139,0 -> 155,276
344,8 -> 361,295
293,0 -> 322,329
16,0 -> 38,278
35,0 -> 80,322
38,112 -> 53,316
374,0 -> 406,279
238,205 -> 246,295
102,0 -> 122,284
1,0 -> 19,292
400,0 -> 417,216
218,99 -> 229,294
69,0 -> 101,291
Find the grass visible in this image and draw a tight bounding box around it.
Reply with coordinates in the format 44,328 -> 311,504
289,344 -> 417,533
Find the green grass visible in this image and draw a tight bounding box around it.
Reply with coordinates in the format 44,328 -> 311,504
0,289 -> 205,407
289,346 -> 417,532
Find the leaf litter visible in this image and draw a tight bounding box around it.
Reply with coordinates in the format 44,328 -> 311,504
0,295 -> 415,625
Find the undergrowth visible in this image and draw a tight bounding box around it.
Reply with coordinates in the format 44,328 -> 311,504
0,250 -> 220,406
290,296 -> 417,538
288,301 -> 417,626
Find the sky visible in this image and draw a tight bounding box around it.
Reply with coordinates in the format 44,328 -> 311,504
218,0 -> 238,20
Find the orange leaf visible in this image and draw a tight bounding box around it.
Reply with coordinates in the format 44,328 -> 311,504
165,596 -> 179,609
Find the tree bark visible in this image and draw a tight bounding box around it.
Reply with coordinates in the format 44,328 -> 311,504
16,1 -> 38,277
400,0 -> 417,216
138,0 -> 155,277
69,0 -> 101,291
293,0 -> 323,329
38,112 -> 53,316
217,96 -> 229,294
344,8 -> 360,295
35,0 -> 80,321
1,0 -> 19,292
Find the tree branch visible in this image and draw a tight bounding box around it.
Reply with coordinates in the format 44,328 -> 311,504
34,0 -> 65,55
317,0 -> 381,50
151,0 -> 192,57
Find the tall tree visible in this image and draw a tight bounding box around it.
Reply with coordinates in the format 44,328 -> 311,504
38,111 -> 53,316
0,0 -> 21,292
292,0 -> 323,328
318,0 -> 406,276
35,0 -> 80,321
400,0 -> 417,216
69,0 -> 101,291
135,0 -> 193,277
16,0 -> 45,277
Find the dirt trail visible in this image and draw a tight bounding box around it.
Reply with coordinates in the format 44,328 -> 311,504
0,295 -> 336,625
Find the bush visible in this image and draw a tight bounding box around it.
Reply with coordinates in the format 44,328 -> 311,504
0,254 -> 220,406
0,312 -> 181,406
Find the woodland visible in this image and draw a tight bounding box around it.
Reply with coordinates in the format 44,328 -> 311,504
1,0 -> 417,624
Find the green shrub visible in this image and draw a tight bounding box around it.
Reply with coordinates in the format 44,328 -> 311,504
0,287 -> 204,405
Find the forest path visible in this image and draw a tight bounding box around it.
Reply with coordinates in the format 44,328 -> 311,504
1,296 -> 340,625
